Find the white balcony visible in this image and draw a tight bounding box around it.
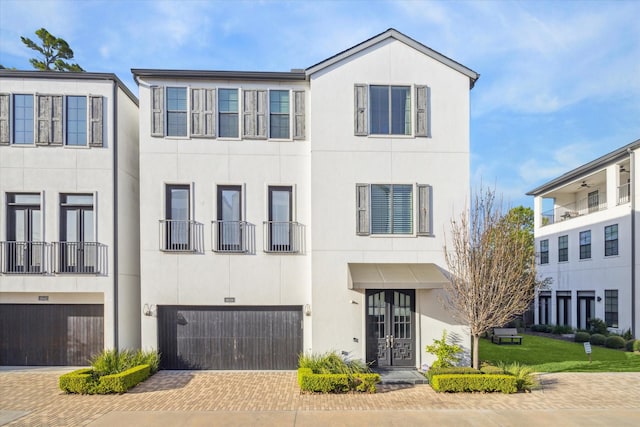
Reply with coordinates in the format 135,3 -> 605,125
0,241 -> 52,274
159,220 -> 205,253
212,220 -> 256,254
263,221 -> 305,254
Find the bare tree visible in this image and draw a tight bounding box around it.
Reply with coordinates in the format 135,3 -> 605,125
443,188 -> 538,369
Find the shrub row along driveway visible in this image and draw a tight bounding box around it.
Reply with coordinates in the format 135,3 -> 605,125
1,369 -> 640,426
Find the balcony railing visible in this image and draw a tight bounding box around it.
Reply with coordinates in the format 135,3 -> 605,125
541,192 -> 607,226
263,221 -> 305,254
212,220 -> 256,254
159,220 -> 204,253
0,241 -> 52,274
617,183 -> 630,205
54,242 -> 107,274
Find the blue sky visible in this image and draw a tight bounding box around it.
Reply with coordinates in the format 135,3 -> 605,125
1,0 -> 639,208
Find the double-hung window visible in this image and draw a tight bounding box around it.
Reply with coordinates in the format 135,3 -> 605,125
356,183 -> 431,236
13,94 -> 34,144
166,87 -> 187,137
66,96 -> 87,145
370,85 -> 411,135
539,239 -> 549,264
218,89 -> 239,138
269,90 -> 289,139
579,230 -> 591,260
558,235 -> 568,262
604,224 -> 618,256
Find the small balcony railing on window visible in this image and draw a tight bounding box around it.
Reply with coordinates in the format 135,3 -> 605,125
0,241 -> 52,274
540,192 -> 607,227
263,221 -> 305,254
159,220 -> 204,253
617,183 -> 630,205
211,221 -> 256,254
54,242 -> 107,274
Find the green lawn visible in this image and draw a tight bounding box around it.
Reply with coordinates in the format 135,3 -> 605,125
479,334 -> 640,372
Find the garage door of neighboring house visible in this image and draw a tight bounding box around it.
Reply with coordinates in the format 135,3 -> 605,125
0,304 -> 104,366
158,305 -> 303,370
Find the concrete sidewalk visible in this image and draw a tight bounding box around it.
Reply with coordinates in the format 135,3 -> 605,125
1,369 -> 639,426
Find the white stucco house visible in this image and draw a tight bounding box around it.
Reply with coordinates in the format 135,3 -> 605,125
134,29 -> 479,370
0,71 -> 141,365
528,139 -> 639,337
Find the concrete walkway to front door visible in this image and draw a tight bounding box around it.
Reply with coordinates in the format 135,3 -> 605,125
1,368 -> 639,426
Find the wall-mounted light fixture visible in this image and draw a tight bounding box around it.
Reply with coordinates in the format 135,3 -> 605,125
597,296 -> 602,302
143,303 -> 156,316
304,304 -> 312,316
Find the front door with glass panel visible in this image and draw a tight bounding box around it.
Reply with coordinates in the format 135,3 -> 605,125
366,289 -> 415,367
6,194 -> 42,273
60,194 -> 94,273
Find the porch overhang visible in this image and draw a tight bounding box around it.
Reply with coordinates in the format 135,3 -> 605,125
347,263 -> 450,290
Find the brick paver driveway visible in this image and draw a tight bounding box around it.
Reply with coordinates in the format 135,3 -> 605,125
1,369 -> 640,426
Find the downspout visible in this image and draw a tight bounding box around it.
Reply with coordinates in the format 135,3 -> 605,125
113,81 -> 120,349
628,148 -> 636,337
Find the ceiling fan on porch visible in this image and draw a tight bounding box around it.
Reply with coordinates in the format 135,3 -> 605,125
578,180 -> 593,189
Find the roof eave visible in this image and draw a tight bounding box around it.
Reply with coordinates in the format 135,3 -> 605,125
526,138 -> 640,196
305,28 -> 479,89
131,69 -> 307,83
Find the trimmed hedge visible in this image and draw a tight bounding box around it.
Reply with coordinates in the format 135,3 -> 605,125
59,364 -> 150,394
480,365 -> 504,374
297,368 -> 380,393
431,374 -> 517,394
574,331 -> 590,343
625,339 -> 640,352
605,336 -> 626,349
590,333 -> 606,346
426,367 -> 480,383
58,368 -> 94,394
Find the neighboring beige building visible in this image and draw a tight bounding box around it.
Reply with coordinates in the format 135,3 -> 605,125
0,71 -> 140,365
529,139 -> 639,337
134,29 -> 479,370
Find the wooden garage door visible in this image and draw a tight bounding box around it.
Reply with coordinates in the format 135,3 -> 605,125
0,304 -> 103,366
158,305 -> 303,370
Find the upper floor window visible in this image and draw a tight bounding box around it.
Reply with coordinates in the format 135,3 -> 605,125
558,235 -> 568,262
166,87 -> 187,137
66,96 -> 87,145
354,84 -> 430,137
539,239 -> 549,264
0,93 -> 103,146
579,230 -> 591,260
4,193 -> 42,273
604,224 -> 618,256
370,85 -> 410,135
14,94 -> 34,144
269,90 -> 289,139
218,89 -> 239,138
356,183 -> 432,236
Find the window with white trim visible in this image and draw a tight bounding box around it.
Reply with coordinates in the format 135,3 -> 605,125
269,90 -> 289,139
579,230 -> 591,260
218,88 -> 239,138
604,224 -> 618,256
604,289 -> 618,328
539,239 -> 549,264
166,87 -> 187,137
354,84 -> 430,137
13,94 -> 34,144
558,235 -> 568,262
356,183 -> 432,236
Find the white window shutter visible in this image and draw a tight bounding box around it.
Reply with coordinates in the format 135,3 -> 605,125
417,184 -> 432,235
256,90 -> 267,138
36,95 -> 51,145
151,86 -> 164,137
415,85 -> 431,137
191,88 -> 203,136
293,90 -> 305,140
356,183 -> 370,235
89,96 -> 104,147
243,89 -> 256,138
50,95 -> 63,145
203,88 -> 216,137
354,84 -> 368,136
0,94 -> 9,144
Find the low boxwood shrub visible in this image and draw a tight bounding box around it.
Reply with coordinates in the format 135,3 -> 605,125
431,374 -> 517,394
605,336 -> 626,349
480,365 -> 504,374
297,368 -> 380,393
626,339 -> 640,352
574,331 -> 590,343
552,324 -> 574,334
531,324 -> 552,333
590,333 -> 606,346
426,367 -> 480,383
95,364 -> 151,393
589,318 -> 608,336
59,368 -> 94,394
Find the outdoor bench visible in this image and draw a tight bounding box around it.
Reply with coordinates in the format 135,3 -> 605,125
491,328 -> 522,345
